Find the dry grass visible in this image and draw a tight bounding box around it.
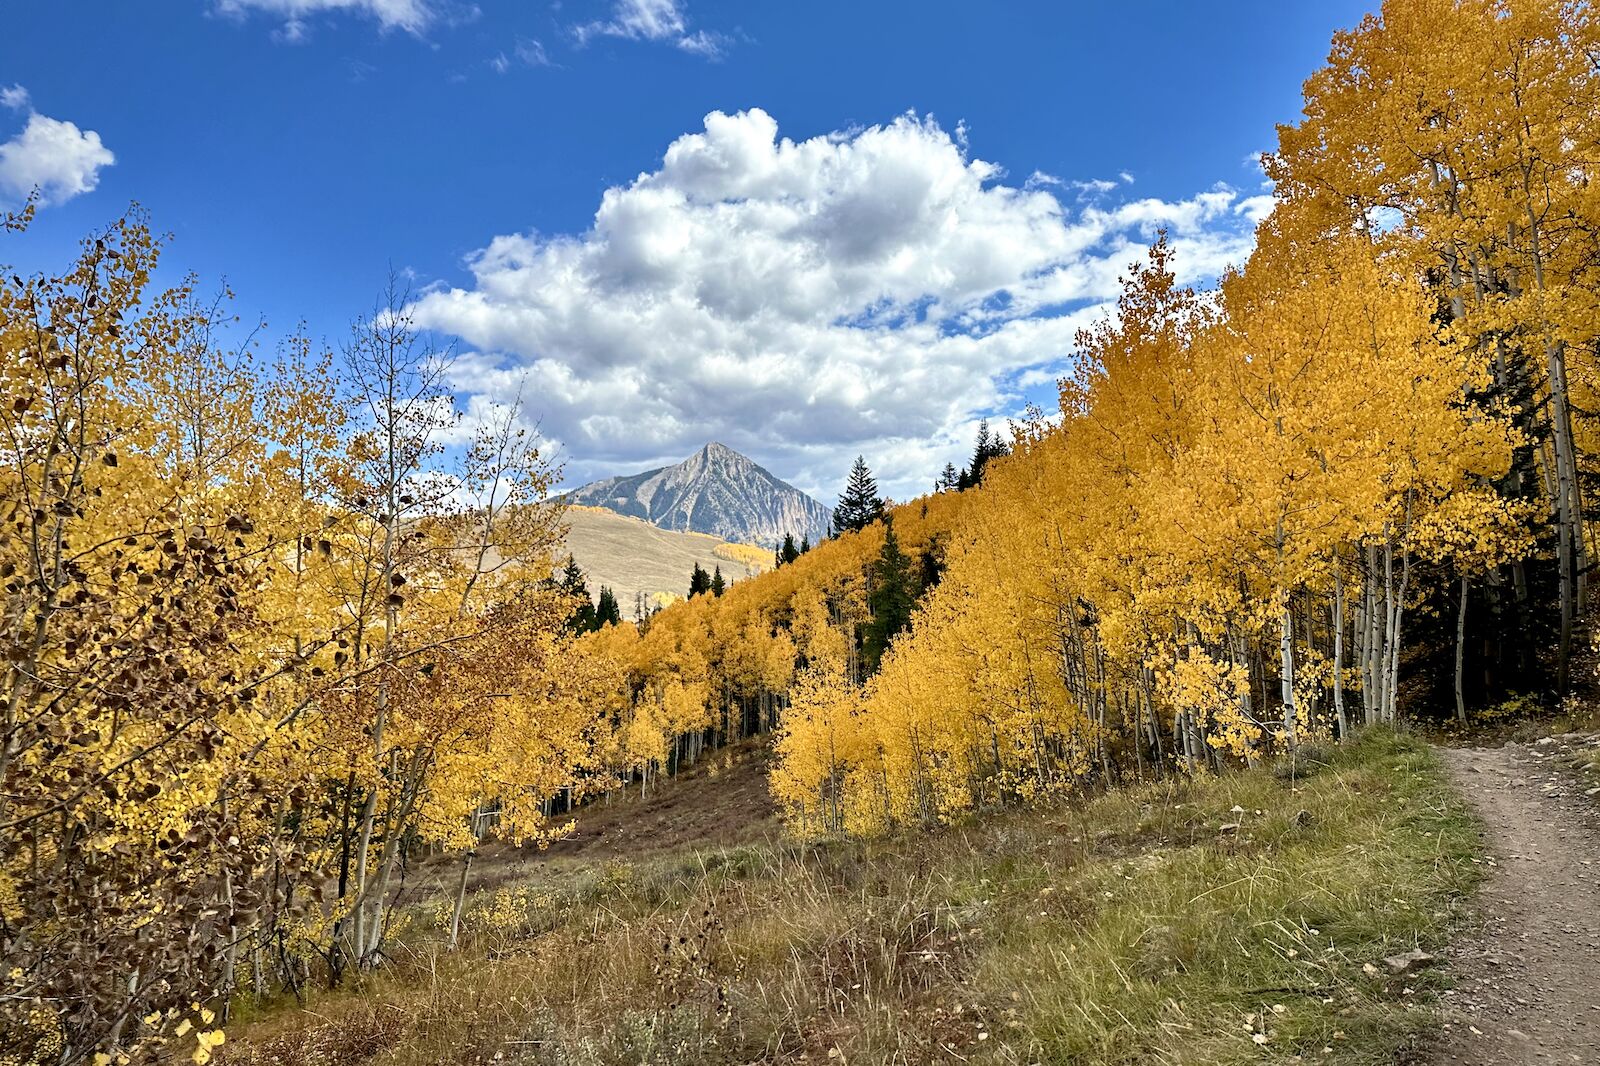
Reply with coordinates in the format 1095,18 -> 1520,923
220,731 -> 1480,1066
561,506 -> 762,608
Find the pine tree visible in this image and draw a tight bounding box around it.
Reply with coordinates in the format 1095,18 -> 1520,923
711,566 -> 726,597
778,533 -> 801,566
561,555 -> 598,633
688,562 -> 713,598
862,518 -> 917,674
799,536 -> 811,554
936,462 -> 960,492
560,555 -> 585,593
596,586 -> 622,627
965,419 -> 1010,487
833,456 -> 885,535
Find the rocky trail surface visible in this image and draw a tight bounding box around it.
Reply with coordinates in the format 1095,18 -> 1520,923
1431,737 -> 1600,1064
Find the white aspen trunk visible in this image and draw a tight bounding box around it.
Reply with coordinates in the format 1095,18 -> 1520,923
1332,578 -> 1347,741
1278,601 -> 1297,746
1455,575 -> 1469,723
1549,337 -> 1580,692
1386,544 -> 1411,725
350,787 -> 378,962
1362,547 -> 1382,726
1514,158 -> 1586,687
448,850 -> 474,950
1232,628 -> 1258,768
1381,536 -> 1397,724
1383,544 -> 1394,723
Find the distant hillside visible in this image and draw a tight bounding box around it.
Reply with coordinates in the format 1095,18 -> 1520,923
560,505 -> 764,613
564,442 -> 832,548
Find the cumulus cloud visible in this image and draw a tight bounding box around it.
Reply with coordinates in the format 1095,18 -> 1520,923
213,0 -> 439,39
410,109 -> 1267,501
0,95 -> 115,207
575,0 -> 729,58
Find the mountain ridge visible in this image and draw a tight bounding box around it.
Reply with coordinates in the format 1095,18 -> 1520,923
564,442 -> 832,548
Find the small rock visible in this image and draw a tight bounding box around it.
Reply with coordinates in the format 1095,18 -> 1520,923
1585,786 -> 1600,798
1218,822 -> 1241,834
1381,949 -> 1437,975
1536,737 -> 1557,747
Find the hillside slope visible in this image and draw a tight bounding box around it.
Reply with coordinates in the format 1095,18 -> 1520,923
221,732 -> 1484,1066
561,505 -> 763,610
565,442 -> 832,548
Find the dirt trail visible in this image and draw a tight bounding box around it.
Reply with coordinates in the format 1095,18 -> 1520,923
1431,743 -> 1600,1064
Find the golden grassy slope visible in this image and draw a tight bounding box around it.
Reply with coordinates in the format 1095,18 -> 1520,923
561,505 -> 765,611
220,731 -> 1481,1066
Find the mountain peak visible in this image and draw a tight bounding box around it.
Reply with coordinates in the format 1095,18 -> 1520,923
566,444 -> 831,547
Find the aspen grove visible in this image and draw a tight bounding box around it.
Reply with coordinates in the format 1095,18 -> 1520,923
580,0 -> 1600,835
0,212 -> 617,1063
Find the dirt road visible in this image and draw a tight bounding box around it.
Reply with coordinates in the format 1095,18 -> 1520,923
1431,742 -> 1600,1064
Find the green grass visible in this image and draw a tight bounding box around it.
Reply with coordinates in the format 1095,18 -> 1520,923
220,730 -> 1482,1066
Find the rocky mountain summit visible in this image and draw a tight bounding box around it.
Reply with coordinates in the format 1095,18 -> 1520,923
565,443 -> 831,548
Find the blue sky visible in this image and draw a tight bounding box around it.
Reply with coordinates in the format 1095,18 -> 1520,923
0,1 -> 1376,502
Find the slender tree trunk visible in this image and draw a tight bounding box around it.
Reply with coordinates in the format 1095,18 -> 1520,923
1278,601 -> 1297,745
1455,575 -> 1469,723
350,788 -> 378,962
1332,576 -> 1348,741
1549,338 -> 1579,692
448,850 -> 475,950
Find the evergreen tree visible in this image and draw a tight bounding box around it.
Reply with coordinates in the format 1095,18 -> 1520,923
832,455 -> 885,535
862,518 -> 917,674
919,532 -> 946,591
595,586 -> 622,627
936,462 -> 960,492
560,555 -> 598,633
688,562 -> 713,598
777,533 -> 801,566
711,566 -> 726,597
799,536 -> 811,554
965,418 -> 1011,487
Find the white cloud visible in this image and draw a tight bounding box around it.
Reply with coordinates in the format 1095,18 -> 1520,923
491,37 -> 550,73
410,109 -> 1264,501
516,37 -> 550,67
213,0 -> 439,39
1236,193 -> 1274,224
0,104 -> 115,207
575,0 -> 729,58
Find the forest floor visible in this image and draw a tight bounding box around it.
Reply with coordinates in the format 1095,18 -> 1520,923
219,730 -> 1487,1066
1426,735 -> 1600,1065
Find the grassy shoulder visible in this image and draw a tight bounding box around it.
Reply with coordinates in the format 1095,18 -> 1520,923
220,730 -> 1481,1066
